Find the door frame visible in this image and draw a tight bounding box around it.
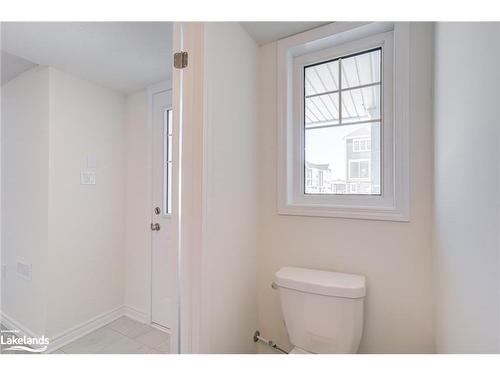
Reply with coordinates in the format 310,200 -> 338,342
173,21 -> 206,354
146,79 -> 173,333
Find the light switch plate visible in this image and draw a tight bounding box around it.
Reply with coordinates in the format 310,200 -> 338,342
81,170 -> 96,185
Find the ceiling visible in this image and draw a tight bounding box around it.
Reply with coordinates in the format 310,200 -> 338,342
1,50 -> 37,85
1,22 -> 327,92
241,22 -> 329,45
1,22 -> 172,93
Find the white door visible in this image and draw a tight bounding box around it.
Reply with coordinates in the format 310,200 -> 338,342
151,89 -> 175,329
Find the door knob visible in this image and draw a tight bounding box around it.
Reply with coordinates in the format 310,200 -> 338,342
151,223 -> 160,231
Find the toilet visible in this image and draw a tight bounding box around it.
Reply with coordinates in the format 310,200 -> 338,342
275,267 -> 366,354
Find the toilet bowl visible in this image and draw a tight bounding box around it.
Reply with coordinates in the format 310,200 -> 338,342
275,267 -> 366,354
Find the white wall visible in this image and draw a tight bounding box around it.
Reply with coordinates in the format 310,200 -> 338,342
44,68 -> 126,337
198,22 -> 259,353
434,22 -> 500,353
1,66 -> 127,338
1,67 -> 50,336
257,23 -> 435,353
124,89 -> 151,317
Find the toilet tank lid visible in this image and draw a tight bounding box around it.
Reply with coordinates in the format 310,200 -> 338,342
275,267 -> 366,298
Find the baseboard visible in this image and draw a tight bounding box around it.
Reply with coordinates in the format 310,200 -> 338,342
0,311 -> 42,342
123,305 -> 149,324
150,322 -> 171,335
46,306 -> 125,353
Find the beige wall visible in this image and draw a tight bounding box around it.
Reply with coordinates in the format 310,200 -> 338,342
199,22 -> 260,353
45,68 -> 126,337
256,23 -> 435,353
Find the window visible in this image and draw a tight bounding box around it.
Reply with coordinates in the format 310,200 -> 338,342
278,23 -> 410,221
353,138 -> 371,152
349,159 -> 370,180
163,108 -> 173,215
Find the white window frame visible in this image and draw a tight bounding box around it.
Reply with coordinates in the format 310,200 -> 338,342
277,22 -> 410,221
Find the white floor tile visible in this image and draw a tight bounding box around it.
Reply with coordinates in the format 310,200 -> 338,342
1,317 -> 170,355
107,316 -> 152,339
135,346 -> 162,354
60,327 -> 125,354
135,329 -> 170,353
53,318 -> 170,354
96,335 -> 149,354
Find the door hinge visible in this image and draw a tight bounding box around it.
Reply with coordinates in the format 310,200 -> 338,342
174,51 -> 188,69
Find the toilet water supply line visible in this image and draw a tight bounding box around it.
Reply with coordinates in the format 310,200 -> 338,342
253,331 -> 289,354
252,282 -> 289,354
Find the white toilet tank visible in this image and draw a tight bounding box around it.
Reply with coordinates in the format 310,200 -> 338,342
275,267 -> 366,354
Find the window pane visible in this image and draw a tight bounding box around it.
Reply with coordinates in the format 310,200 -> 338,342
303,48 -> 382,196
168,109 -> 173,135
341,49 -> 381,88
167,161 -> 172,215
305,93 -> 339,127
304,122 -> 381,195
163,109 -> 173,214
168,135 -> 172,161
305,60 -> 339,96
341,85 -> 381,124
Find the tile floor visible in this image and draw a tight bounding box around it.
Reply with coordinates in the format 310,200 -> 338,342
1,317 -> 170,354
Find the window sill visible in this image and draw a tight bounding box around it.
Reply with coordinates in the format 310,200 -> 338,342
278,202 -> 409,222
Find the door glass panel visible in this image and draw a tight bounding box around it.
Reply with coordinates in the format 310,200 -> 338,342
163,108 -> 173,214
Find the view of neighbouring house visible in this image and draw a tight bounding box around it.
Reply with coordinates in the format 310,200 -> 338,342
305,124 -> 380,195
